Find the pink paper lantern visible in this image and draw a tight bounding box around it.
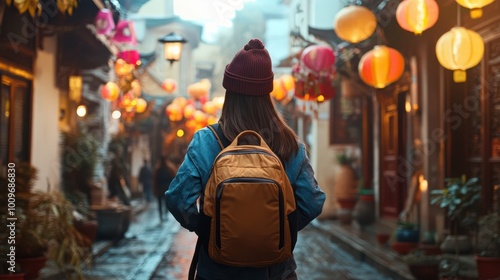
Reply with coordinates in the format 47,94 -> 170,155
95,9 -> 115,35
300,45 -> 336,73
117,50 -> 140,65
113,20 -> 137,45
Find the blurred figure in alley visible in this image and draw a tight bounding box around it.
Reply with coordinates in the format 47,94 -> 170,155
139,159 -> 154,204
154,156 -> 177,222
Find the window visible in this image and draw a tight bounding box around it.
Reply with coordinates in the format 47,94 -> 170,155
0,74 -> 31,174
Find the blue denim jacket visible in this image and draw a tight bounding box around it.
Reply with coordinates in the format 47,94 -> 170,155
166,127 -> 326,280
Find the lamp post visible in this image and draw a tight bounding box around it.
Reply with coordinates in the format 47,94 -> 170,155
158,32 -> 187,65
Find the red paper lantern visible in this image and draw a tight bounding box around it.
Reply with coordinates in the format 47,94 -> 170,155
300,45 -> 336,73
317,78 -> 336,103
161,79 -> 177,93
358,45 -> 405,89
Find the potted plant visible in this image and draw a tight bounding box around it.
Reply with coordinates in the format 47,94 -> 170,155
353,186 -> 375,226
402,249 -> 441,280
392,221 -> 420,255
431,176 -> 481,255
474,187 -> 500,280
0,163 -> 90,279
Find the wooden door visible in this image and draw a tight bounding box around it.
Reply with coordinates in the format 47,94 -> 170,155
379,92 -> 408,218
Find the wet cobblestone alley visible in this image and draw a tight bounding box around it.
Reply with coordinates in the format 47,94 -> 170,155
75,202 -> 393,280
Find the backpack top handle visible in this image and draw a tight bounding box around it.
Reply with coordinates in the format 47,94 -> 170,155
231,130 -> 271,150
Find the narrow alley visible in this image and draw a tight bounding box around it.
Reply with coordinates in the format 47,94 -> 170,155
75,202 -> 392,280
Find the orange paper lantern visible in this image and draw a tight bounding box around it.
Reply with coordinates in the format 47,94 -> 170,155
101,82 -> 120,101
396,0 -> 439,35
333,5 -> 377,44
161,79 -> 177,93
358,45 -> 405,89
135,98 -> 147,113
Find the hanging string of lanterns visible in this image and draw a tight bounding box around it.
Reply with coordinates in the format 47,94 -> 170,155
165,79 -> 224,134
292,45 -> 337,105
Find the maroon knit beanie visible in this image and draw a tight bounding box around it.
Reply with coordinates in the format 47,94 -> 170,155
223,38 -> 274,96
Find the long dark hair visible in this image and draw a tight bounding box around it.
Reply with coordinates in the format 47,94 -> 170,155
219,92 -> 299,162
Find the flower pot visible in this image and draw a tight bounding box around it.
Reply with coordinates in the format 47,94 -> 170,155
475,256 -> 500,280
353,194 -> 375,226
408,263 -> 440,280
391,241 -> 418,255
16,256 -> 47,280
376,233 -> 390,245
396,228 -> 419,243
74,219 -> 99,246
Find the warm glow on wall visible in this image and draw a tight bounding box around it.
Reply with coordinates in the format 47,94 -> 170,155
333,5 -> 377,44
396,0 -> 439,35
456,0 -> 495,18
358,45 -> 405,89
435,27 -> 484,82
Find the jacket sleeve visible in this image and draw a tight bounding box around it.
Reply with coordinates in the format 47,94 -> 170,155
293,145 -> 326,230
165,141 -> 203,232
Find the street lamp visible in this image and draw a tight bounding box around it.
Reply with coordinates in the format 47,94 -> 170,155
158,32 -> 187,65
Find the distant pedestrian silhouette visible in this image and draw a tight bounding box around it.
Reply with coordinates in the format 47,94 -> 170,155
138,159 -> 153,203
154,156 -> 176,221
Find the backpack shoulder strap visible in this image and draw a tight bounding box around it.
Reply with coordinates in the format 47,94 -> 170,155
208,123 -> 230,149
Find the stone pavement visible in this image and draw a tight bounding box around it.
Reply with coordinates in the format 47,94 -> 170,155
152,223 -> 393,280
40,201 -> 398,280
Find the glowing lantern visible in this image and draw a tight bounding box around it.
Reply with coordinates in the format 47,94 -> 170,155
188,81 -> 210,100
213,96 -> 225,109
118,50 -> 141,66
184,104 -> 196,119
300,45 -> 336,72
271,79 -> 287,101
112,20 -> 137,45
76,105 -> 87,117
135,98 -> 147,113
435,27 -> 484,83
396,0 -> 439,35
101,82 -> 120,101
130,80 -> 141,96
207,115 -> 218,125
95,9 -> 115,35
193,110 -> 207,123
173,96 -> 188,109
203,101 -> 217,115
358,45 -> 405,89
161,79 -> 177,93
166,103 -> 183,122
456,0 -> 494,18
333,6 -> 377,44
114,59 -> 134,76
120,93 -> 136,112
281,75 -> 295,92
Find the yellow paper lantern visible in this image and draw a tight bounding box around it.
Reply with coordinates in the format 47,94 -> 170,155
396,0 -> 439,35
101,82 -> 120,101
202,101 -> 217,115
435,27 -> 484,83
333,5 -> 377,44
358,45 -> 405,89
135,98 -> 147,113
456,0 -> 495,18
183,104 -> 196,119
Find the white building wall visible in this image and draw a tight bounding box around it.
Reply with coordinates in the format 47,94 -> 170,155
31,36 -> 60,191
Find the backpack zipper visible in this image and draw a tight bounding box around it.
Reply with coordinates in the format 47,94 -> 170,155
215,177 -> 285,249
